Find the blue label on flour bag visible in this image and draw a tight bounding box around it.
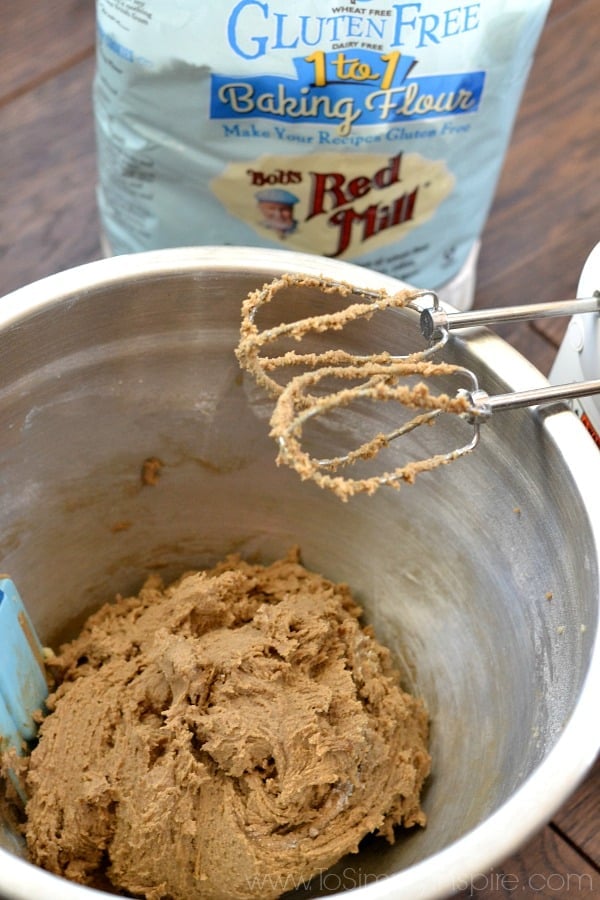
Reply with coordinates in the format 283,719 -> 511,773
94,0 -> 552,298
210,52 -> 485,130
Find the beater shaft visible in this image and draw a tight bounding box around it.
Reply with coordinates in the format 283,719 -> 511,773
421,294 -> 600,342
467,378 -> 600,419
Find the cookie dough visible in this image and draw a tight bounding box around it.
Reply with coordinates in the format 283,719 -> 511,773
20,550 -> 430,899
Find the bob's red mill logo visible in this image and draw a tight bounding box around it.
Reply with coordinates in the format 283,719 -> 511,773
212,148 -> 452,260
308,153 -> 416,256
246,152 -> 417,256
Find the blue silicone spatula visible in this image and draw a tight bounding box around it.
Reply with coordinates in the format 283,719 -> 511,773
0,577 -> 48,802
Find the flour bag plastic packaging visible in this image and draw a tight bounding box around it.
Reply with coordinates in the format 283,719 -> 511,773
94,1 -> 552,309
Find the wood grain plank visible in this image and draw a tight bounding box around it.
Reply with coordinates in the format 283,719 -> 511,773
1,0 -> 95,105
475,0 -> 600,340
546,0 -> 588,21
553,758 -> 600,867
451,824 -> 599,899
0,55 -> 101,295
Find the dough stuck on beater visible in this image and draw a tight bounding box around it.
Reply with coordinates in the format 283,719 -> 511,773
236,273 -> 470,499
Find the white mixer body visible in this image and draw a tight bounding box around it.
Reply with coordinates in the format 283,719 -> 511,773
550,242 -> 600,445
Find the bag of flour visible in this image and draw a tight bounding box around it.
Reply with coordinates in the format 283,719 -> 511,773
94,0 -> 551,309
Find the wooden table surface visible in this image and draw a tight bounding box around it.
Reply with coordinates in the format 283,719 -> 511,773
1,2 -> 598,898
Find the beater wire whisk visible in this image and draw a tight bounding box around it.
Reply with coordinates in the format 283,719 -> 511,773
236,272 -> 436,398
237,275 -> 600,499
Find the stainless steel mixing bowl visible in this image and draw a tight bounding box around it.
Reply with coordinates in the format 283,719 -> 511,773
0,247 -> 598,900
